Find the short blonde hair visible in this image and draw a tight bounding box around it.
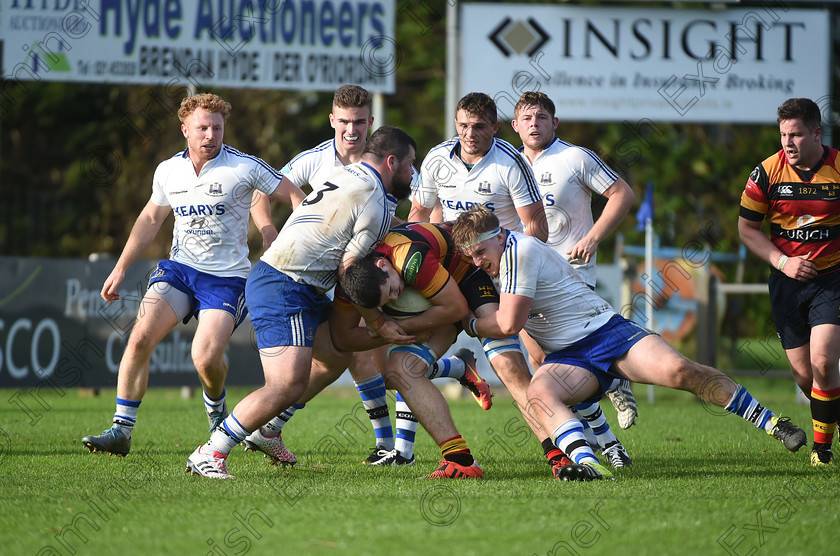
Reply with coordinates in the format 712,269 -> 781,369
451,206 -> 500,250
178,93 -> 231,122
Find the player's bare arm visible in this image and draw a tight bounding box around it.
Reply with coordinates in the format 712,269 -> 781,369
738,217 -> 817,282
249,191 -> 276,249
251,176 -> 306,249
389,214 -> 406,228
337,251 -> 359,282
570,178 -> 634,263
329,307 -> 394,352
394,279 -> 469,335
468,292 -> 532,338
101,201 -> 170,302
354,304 -> 415,345
429,202 -> 445,223
338,250 -> 415,345
517,201 -> 549,242
408,198 -> 434,222
270,175 -> 306,209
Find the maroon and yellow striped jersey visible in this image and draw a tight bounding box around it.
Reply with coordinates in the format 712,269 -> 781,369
373,222 -> 472,297
740,146 -> 840,273
333,222 -> 473,312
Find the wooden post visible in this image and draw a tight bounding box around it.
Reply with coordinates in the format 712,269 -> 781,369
695,261 -> 717,368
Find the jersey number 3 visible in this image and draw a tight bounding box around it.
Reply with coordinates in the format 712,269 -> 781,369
302,181 -> 339,206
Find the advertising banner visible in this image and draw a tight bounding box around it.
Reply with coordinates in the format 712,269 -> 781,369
2,0 -> 397,92
0,256 -> 264,389
461,3 -> 830,123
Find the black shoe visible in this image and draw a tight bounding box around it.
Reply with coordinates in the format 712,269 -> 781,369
362,445 -> 392,465
767,416 -> 807,452
82,426 -> 131,457
811,442 -> 834,466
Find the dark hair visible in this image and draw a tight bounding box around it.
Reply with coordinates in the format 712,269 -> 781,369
457,92 -> 498,124
514,91 -> 556,119
362,126 -> 417,162
777,98 -> 821,130
333,84 -> 372,111
340,254 -> 389,309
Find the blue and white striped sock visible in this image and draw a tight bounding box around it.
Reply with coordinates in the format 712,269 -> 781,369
427,357 -> 466,380
394,393 -> 418,458
355,374 -> 394,450
203,389 -> 227,417
725,384 -> 775,431
574,402 -> 618,448
572,408 -> 599,449
208,413 -> 250,455
263,404 -> 304,436
113,397 -> 141,437
551,419 -> 599,465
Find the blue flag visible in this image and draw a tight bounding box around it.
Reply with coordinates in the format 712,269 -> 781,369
635,181 -> 654,232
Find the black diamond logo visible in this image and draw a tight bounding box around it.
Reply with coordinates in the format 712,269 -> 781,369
489,17 -> 550,57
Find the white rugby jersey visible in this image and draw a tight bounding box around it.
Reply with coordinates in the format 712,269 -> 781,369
283,138 -> 420,190
281,139 -> 340,189
497,230 -> 615,353
151,145 -> 280,278
262,162 -> 397,293
416,137 -> 541,231
525,137 -> 619,286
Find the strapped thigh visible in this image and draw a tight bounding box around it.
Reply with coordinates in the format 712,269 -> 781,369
387,343 -> 439,375
481,336 -> 523,360
149,281 -> 192,322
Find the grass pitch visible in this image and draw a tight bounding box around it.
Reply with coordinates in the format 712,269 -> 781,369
0,378 -> 834,556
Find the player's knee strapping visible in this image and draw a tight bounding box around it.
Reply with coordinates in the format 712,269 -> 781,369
387,343 -> 438,377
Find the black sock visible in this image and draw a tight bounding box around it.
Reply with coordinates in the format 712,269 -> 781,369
444,452 -> 474,466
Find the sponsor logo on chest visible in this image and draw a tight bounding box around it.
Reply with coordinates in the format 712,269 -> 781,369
173,203 -> 227,217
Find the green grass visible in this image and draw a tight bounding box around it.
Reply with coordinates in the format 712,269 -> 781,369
0,379 -> 834,556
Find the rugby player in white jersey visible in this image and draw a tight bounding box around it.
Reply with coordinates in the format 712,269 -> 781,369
82,93 -> 305,457
408,92 -> 558,470
511,91 -> 637,469
246,85 -> 435,467
452,206 -> 808,481
186,126 -> 417,478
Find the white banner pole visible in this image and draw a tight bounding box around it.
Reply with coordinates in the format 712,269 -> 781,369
646,217 -> 655,404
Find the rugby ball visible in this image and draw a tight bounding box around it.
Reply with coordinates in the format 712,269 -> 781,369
382,287 -> 431,319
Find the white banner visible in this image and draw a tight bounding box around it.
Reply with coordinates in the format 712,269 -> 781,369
2,0 -> 397,92
461,3 -> 830,123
